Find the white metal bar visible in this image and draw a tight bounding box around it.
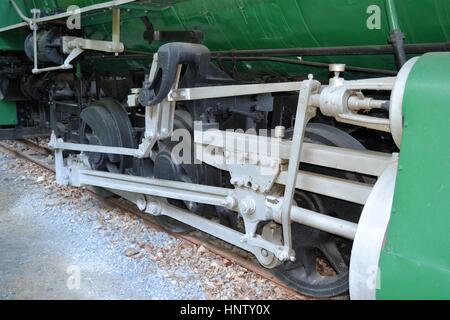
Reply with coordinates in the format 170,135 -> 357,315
300,143 -> 394,177
198,144 -> 373,205
168,78 -> 396,103
336,114 -> 391,133
290,206 -> 358,240
63,37 -> 124,54
52,139 -> 139,157
32,21 -> 38,71
169,82 -> 303,101
67,165 -> 359,244
277,171 -> 373,205
0,21 -> 28,33
342,77 -> 396,91
112,7 -> 121,51
195,129 -> 394,177
72,168 -> 230,207
280,80 -> 317,259
157,202 -> 259,254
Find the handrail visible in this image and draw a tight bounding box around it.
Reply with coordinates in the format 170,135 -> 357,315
0,0 -> 137,33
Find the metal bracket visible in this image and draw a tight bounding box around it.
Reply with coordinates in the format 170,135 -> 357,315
144,64 -> 183,141
9,0 -> 126,74
2,0 -> 137,33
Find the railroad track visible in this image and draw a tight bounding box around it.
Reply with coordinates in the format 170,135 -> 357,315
0,139 -> 318,300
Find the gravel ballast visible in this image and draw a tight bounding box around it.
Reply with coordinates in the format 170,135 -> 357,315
0,150 -> 299,300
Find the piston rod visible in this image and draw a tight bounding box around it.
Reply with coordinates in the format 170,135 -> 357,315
290,206 -> 357,240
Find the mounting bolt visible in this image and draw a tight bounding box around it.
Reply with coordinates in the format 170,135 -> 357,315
279,252 -> 289,261
161,128 -> 169,137
136,196 -> 147,211
147,202 -> 161,216
239,198 -> 256,217
237,178 -> 246,188
261,249 -> 269,257
225,196 -> 237,210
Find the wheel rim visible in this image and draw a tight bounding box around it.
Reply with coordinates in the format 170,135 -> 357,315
152,147 -> 194,233
273,123 -> 365,298
80,99 -> 135,173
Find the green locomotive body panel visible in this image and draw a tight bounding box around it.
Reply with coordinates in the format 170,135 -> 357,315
378,53 -> 450,300
2,0 -> 449,77
0,101 -> 17,126
0,0 -> 26,51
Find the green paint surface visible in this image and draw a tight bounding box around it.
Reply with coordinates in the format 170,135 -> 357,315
378,53 -> 450,300
0,100 -> 17,126
0,1 -> 27,50
6,0 -> 450,78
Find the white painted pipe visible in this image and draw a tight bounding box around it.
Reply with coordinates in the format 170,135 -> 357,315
290,206 -> 358,240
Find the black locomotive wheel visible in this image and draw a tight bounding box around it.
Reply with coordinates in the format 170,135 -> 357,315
136,109 -> 221,233
272,123 -> 366,298
80,98 -> 135,173
272,192 -> 352,298
152,144 -> 196,233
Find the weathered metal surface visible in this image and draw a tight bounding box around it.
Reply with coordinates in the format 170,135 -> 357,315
378,53 -> 450,299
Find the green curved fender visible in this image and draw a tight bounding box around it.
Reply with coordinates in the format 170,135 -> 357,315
378,53 -> 450,300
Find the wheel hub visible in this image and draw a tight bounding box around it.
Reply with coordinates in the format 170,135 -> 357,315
154,151 -> 179,182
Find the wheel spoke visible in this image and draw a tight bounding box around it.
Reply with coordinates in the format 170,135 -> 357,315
320,241 -> 348,274
283,260 -> 303,272
106,162 -> 120,173
301,248 -> 319,278
85,132 -> 94,143
178,171 -> 192,184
